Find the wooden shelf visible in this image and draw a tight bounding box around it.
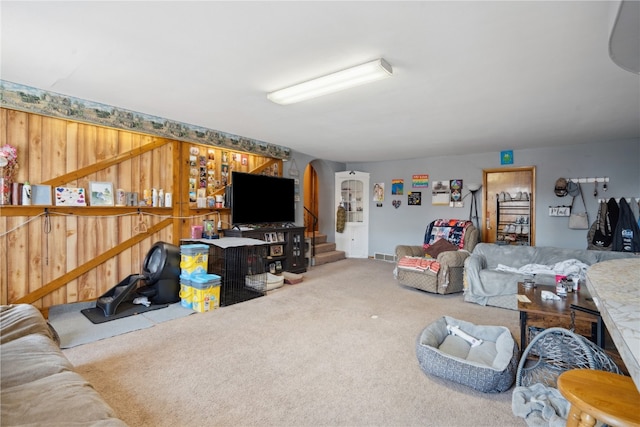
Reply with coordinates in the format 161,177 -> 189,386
0,205 -> 174,216
187,207 -> 229,215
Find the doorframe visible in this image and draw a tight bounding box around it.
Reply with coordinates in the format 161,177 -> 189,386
482,166 -> 536,246
303,163 -> 319,233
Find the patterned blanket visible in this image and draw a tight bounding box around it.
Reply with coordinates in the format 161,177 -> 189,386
423,219 -> 473,250
397,256 -> 440,274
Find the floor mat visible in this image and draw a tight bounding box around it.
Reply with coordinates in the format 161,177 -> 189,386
81,302 -> 168,324
48,301 -> 194,348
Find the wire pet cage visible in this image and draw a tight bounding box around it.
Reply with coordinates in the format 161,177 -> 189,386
207,244 -> 267,306
516,327 -> 620,388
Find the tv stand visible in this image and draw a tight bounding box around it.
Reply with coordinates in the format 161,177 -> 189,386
223,225 -> 306,274
233,225 -> 253,231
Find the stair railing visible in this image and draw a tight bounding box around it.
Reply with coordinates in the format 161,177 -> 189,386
303,206 -> 318,265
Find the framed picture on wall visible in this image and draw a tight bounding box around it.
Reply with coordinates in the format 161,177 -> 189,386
89,182 -> 114,206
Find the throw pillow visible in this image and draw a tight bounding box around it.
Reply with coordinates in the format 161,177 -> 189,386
424,238 -> 458,258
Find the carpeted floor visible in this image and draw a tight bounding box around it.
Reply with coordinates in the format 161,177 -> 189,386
62,258 -> 523,427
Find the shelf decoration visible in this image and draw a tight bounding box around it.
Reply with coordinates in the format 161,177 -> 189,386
55,187 -> 87,206
89,182 -> 114,206
0,144 -> 19,205
270,245 -> 284,257
32,185 -> 52,205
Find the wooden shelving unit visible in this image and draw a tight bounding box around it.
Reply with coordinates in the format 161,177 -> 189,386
0,107 -> 284,311
496,196 -> 531,245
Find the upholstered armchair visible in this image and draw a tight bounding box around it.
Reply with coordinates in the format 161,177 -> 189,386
395,219 -> 479,294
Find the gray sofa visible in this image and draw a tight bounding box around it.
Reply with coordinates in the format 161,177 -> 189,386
0,304 -> 127,426
464,243 -> 637,310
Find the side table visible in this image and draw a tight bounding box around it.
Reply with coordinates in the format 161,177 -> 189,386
517,282 -> 604,350
558,369 -> 640,427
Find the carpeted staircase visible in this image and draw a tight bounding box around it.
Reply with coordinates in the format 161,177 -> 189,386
305,231 -> 346,267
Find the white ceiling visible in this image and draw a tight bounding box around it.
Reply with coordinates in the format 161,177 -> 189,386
2,1 -> 639,163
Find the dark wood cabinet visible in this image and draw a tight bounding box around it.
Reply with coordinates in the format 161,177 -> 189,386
223,226 -> 306,274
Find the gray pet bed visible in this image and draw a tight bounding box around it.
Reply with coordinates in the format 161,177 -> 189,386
416,316 -> 519,393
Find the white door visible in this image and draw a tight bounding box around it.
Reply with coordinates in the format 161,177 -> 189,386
335,171 -> 369,258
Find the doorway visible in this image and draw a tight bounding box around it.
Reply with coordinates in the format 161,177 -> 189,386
483,166 -> 536,245
303,164 -> 319,234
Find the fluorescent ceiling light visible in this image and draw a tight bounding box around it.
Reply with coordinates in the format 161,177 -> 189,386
609,0 -> 640,74
267,58 -> 393,105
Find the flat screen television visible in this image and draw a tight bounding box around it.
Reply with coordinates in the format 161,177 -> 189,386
230,171 -> 296,226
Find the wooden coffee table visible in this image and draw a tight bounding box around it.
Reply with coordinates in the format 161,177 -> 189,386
517,282 -> 604,350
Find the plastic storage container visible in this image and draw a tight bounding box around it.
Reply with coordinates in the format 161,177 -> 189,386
179,275 -> 193,309
191,273 -> 221,312
180,244 -> 209,277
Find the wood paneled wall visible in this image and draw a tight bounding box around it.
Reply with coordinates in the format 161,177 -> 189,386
0,108 -> 281,314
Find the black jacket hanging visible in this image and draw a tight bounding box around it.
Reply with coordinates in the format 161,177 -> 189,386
607,197 -> 620,236
589,200 -> 612,249
612,198 -> 640,252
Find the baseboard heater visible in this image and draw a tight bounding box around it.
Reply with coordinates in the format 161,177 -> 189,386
374,253 -> 397,262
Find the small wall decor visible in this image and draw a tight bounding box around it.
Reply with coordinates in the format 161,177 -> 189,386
288,158 -> 300,177
55,187 -> 86,206
408,192 -> 421,205
431,180 -> 450,205
412,174 -> 429,188
391,179 -> 404,195
89,181 -> 114,206
293,178 -> 300,202
392,199 -> 402,209
450,179 -> 463,207
500,150 -> 514,165
549,206 -> 571,216
373,182 -> 384,204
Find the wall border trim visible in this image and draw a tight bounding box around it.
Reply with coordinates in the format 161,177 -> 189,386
0,80 -> 291,160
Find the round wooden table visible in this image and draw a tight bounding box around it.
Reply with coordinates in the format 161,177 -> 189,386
557,369 -> 640,427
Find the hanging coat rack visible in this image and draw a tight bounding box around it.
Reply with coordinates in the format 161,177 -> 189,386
566,177 -> 610,197
566,177 -> 609,184
597,197 -> 640,204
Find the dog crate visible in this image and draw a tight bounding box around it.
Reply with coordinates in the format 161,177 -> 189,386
207,243 -> 268,306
